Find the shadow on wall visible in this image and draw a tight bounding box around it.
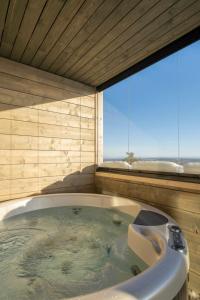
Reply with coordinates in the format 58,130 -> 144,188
0,58 -> 95,111
0,89 -> 95,111
1,165 -> 96,221
0,164 -> 96,205
41,165 -> 96,195
0,69 -> 96,201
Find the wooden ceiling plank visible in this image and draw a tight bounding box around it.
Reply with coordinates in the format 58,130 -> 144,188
39,0 -> 104,71
57,0 -> 143,76
96,17 -> 200,87
11,0 -> 48,61
90,9 -> 200,86
63,0 -> 160,77
0,0 -> 199,88
95,18 -> 200,87
78,0 -> 199,84
21,0 -> 71,65
50,0 -> 122,75
0,0 -> 28,57
0,0 -> 9,44
90,3 -> 200,86
64,0 -> 160,77
68,0 -> 175,82
96,26 -> 200,90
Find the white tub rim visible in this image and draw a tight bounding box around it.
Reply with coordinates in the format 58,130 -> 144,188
0,193 -> 189,300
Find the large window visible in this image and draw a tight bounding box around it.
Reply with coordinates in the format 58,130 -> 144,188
103,41 -> 200,174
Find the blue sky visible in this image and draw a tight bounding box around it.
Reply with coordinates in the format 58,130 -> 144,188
104,40 -> 200,160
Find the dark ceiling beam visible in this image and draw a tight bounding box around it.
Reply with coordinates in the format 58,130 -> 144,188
96,26 -> 200,92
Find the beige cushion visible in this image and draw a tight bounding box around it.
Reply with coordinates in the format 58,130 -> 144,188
100,161 -> 132,169
132,161 -> 183,173
183,162 -> 200,174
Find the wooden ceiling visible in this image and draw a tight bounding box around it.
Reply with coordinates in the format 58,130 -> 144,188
0,0 -> 199,88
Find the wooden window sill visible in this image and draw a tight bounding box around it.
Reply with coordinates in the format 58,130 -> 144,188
96,170 -> 200,194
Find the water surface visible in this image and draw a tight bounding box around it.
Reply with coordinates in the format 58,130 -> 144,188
0,206 -> 147,299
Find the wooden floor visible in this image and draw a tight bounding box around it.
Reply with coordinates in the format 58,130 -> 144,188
0,0 -> 199,87
95,171 -> 200,296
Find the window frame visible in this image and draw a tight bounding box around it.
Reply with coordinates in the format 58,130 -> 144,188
99,27 -> 200,180
96,167 -> 200,184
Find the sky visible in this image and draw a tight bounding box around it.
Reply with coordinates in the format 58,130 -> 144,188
103,40 -> 200,160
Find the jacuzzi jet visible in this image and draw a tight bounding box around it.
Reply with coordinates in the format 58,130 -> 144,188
112,214 -> 122,225
61,261 -> 73,275
105,245 -> 112,256
69,236 -> 77,242
72,207 -> 82,215
89,241 -> 100,249
131,265 -> 141,276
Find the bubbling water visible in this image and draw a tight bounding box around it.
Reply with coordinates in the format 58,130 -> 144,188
0,206 -> 147,299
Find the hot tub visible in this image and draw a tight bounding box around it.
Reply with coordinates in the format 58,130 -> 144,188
0,193 -> 189,300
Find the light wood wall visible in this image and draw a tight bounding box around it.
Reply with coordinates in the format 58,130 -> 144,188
95,172 -> 200,296
0,57 -> 97,201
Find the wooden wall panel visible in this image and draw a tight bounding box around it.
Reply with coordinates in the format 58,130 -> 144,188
95,172 -> 200,296
0,57 -> 96,201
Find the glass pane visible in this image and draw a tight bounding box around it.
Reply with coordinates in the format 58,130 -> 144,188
103,41 -> 200,174
178,41 -> 200,174
103,85 -> 130,161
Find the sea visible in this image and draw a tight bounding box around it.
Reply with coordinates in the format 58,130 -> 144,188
104,157 -> 200,164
